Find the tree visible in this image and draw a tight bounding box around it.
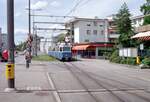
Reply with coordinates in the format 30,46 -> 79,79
16,42 -> 26,51
56,33 -> 66,43
141,0 -> 150,25
115,3 -> 136,47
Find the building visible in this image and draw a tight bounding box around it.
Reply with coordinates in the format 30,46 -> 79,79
40,38 -> 52,53
106,14 -> 148,43
1,33 -> 8,50
66,18 -> 114,59
66,18 -> 109,43
131,15 -> 144,28
0,28 -> 2,48
32,34 -> 41,56
107,15 -> 120,43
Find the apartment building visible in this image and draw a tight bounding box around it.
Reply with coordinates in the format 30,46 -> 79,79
66,18 -> 109,43
66,18 -> 113,59
0,28 -> 2,48
107,15 -> 120,43
1,33 -> 8,50
131,15 -> 144,28
0,28 -> 7,51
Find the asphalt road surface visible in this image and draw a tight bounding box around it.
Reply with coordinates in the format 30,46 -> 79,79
1,56 -> 150,102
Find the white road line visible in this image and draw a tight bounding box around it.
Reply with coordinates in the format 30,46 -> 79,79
47,73 -> 62,102
26,86 -> 42,91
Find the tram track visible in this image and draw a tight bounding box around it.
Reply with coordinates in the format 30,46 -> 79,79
49,61 -> 150,102
61,62 -> 125,102
63,62 -> 150,102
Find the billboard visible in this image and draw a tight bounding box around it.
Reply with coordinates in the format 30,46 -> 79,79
119,48 -> 138,57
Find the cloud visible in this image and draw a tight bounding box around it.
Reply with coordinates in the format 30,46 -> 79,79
15,12 -> 21,17
72,0 -> 144,18
31,1 -> 48,10
50,1 -> 61,7
15,28 -> 28,34
15,28 -> 28,44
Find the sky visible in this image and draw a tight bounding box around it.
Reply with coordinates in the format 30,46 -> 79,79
0,0 -> 146,45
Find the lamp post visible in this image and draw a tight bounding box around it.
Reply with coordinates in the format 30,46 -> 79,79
25,0 -> 32,68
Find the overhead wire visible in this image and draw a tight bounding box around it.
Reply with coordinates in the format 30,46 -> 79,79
65,0 -> 92,16
65,0 -> 83,16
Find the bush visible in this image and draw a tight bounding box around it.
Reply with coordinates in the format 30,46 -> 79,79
109,50 -> 121,63
126,58 -> 136,65
109,50 -> 136,65
120,58 -> 127,64
142,57 -> 150,66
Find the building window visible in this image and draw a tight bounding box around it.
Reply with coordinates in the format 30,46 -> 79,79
99,24 -> 103,27
85,39 -> 89,42
93,30 -> 97,35
86,30 -> 91,35
93,21 -> 98,26
101,30 -> 104,35
87,24 -> 91,26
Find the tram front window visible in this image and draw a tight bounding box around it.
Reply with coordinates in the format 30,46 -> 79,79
63,47 -> 71,51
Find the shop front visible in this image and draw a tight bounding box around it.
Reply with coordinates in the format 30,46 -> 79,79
72,43 -> 114,59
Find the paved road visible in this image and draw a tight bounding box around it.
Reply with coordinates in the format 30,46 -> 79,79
1,56 -> 150,102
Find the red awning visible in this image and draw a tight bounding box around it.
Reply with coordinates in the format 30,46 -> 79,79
131,31 -> 150,41
92,44 -> 113,47
72,45 -> 90,50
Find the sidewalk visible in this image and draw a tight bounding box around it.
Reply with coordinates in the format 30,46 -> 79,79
0,59 -> 57,102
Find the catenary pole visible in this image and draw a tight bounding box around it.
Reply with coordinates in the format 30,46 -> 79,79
6,0 -> 15,88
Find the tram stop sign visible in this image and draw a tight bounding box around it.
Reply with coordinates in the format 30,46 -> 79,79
140,44 -> 144,50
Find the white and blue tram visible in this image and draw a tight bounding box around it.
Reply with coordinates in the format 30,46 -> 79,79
48,43 -> 72,61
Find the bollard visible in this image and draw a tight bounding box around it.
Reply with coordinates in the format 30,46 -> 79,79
136,56 -> 140,65
5,64 -> 15,88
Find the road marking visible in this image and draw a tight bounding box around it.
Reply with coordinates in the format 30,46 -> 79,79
26,86 -> 42,91
47,73 -> 62,102
57,88 -> 145,93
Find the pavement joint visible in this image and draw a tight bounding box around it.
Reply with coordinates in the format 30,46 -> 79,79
47,73 -> 62,102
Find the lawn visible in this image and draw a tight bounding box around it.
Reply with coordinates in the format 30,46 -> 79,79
32,54 -> 56,61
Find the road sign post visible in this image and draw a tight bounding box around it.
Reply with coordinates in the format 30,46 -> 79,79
6,0 -> 15,89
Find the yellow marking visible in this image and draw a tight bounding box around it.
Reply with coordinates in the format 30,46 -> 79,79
5,64 -> 15,79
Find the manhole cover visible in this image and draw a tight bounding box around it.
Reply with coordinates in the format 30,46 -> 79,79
35,92 -> 49,96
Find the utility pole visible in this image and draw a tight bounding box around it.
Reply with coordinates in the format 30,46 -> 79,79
29,0 -> 31,35
70,23 -> 74,44
25,0 -> 33,68
6,0 -> 15,90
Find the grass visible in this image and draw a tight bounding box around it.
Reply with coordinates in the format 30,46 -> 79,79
32,54 -> 56,61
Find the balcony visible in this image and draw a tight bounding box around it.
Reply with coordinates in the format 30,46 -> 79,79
109,33 -> 120,38
135,24 -> 150,33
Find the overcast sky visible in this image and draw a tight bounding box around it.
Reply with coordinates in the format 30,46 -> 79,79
0,0 -> 145,44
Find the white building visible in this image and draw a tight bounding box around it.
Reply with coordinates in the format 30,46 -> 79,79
1,33 -> 8,50
0,28 -> 2,48
107,15 -> 120,43
40,38 -> 52,53
66,18 -> 109,43
131,15 -> 144,28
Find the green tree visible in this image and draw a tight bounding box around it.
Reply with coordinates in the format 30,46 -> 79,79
115,3 -> 136,47
16,42 -> 26,51
56,33 -> 66,43
141,0 -> 150,25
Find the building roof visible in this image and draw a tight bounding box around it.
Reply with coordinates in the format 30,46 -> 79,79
66,17 -> 108,24
131,14 -> 150,20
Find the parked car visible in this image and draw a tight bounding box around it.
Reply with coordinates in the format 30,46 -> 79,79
1,50 -> 8,62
